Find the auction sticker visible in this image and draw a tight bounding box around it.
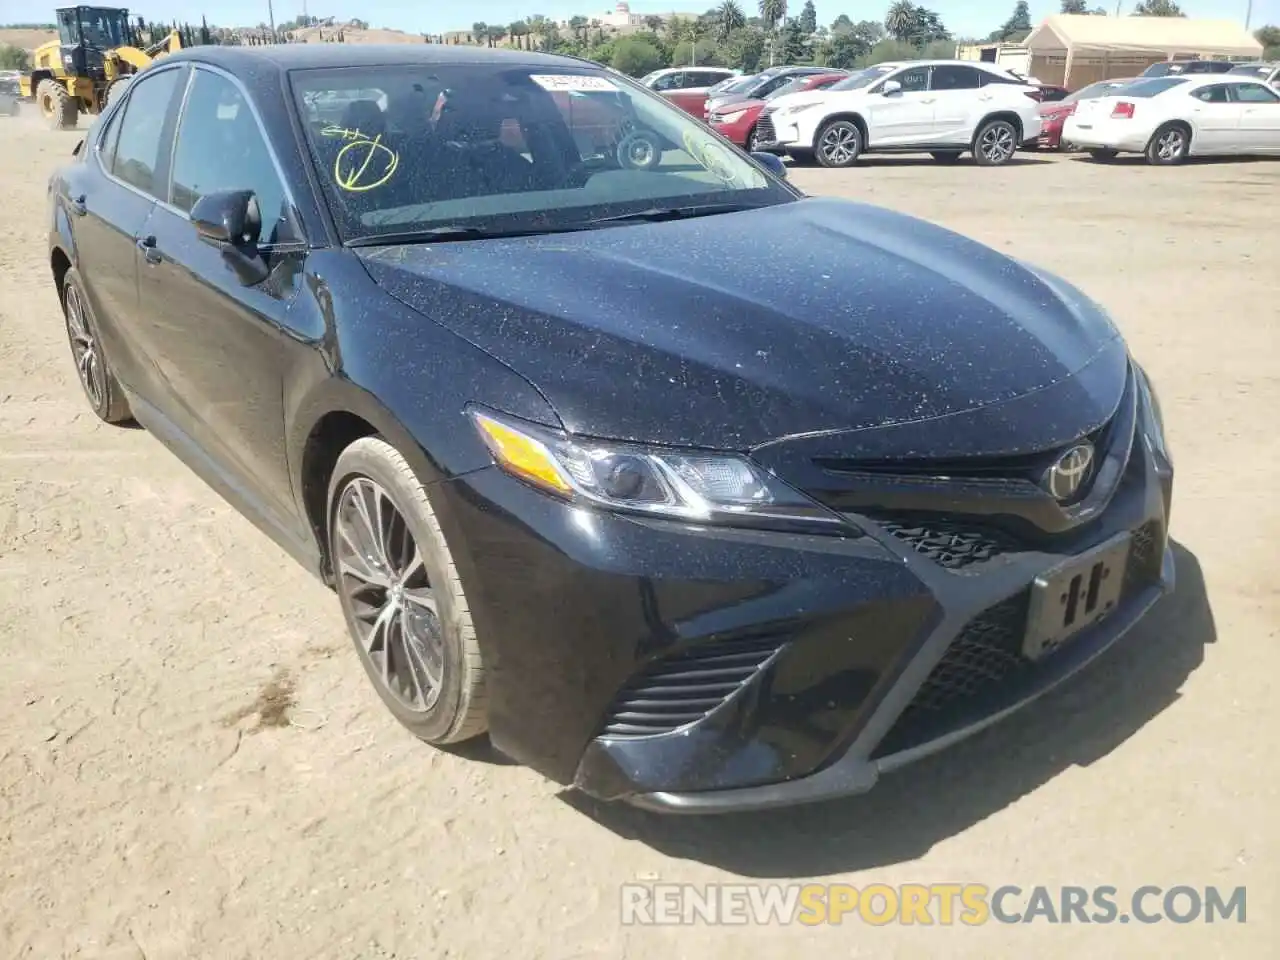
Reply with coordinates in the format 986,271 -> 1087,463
530,74 -> 618,92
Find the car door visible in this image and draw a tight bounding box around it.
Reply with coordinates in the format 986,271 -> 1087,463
928,64 -> 985,143
133,64 -> 310,531
1230,81 -> 1280,153
864,65 -> 935,146
69,64 -> 188,403
1187,83 -> 1240,153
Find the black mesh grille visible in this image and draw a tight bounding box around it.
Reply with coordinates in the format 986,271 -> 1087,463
755,113 -> 777,143
873,519 -> 1166,758
876,518 -> 1019,570
600,635 -> 786,738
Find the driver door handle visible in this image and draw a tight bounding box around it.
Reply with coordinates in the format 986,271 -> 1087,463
137,234 -> 162,265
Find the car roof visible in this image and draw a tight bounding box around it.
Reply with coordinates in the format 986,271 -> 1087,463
161,42 -> 596,73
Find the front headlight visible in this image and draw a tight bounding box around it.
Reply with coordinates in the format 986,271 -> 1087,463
776,103 -> 821,118
469,407 -> 850,533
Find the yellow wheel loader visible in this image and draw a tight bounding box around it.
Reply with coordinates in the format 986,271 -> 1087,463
18,6 -> 183,130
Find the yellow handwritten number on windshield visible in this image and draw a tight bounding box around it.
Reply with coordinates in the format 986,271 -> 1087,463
334,134 -> 399,192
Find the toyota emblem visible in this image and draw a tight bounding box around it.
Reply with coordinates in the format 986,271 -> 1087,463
1042,443 -> 1095,501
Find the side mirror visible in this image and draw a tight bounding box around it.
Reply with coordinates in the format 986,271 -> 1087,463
189,189 -> 269,286
882,80 -> 903,96
750,150 -> 787,179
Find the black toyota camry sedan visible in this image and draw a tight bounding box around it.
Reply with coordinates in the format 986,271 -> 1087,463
47,43 -> 1174,813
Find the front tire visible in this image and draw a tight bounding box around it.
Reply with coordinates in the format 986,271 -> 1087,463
37,79 -> 78,130
61,267 -> 132,424
814,119 -> 862,168
1146,122 -> 1190,165
746,124 -> 761,152
973,118 -> 1018,166
327,437 -> 488,745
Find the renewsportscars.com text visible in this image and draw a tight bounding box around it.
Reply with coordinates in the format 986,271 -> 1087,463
620,883 -> 1247,926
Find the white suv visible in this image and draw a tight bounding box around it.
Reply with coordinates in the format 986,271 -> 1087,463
757,60 -> 1044,167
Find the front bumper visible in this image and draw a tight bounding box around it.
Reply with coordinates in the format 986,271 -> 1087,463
431,383 -> 1174,814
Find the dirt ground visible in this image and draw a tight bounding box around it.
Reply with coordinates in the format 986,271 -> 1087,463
0,107 -> 1276,959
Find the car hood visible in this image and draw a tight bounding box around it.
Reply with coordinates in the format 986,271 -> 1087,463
766,90 -> 831,112
358,196 -> 1127,454
712,97 -> 766,114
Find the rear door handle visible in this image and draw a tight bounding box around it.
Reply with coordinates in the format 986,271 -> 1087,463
137,234 -> 162,265
69,193 -> 87,216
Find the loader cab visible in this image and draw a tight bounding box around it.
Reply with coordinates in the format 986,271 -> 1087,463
55,6 -> 132,79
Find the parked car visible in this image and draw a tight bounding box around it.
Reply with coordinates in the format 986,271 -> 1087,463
637,66 -> 739,117
758,60 -> 1044,167
0,77 -> 19,116
1141,59 -> 1236,78
1036,77 -> 1138,150
709,72 -> 847,150
703,65 -> 837,119
49,43 -> 1174,815
1063,74 -> 1280,164
1227,61 -> 1280,86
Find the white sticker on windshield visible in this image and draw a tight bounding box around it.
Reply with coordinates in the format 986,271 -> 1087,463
530,74 -> 617,92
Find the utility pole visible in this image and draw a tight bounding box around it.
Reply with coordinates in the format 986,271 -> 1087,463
1244,0 -> 1252,29
267,0 -> 276,33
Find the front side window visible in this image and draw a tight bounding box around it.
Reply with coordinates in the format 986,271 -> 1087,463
169,69 -> 291,244
930,65 -> 981,91
110,67 -> 185,197
651,72 -> 682,91
1233,82 -> 1280,103
290,64 -> 789,243
889,66 -> 929,93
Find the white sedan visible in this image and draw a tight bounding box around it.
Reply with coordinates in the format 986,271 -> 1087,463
1062,74 -> 1280,164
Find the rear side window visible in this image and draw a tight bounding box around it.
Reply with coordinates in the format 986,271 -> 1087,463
169,68 -> 291,243
1193,84 -> 1230,103
111,67 -> 185,197
930,65 -> 982,91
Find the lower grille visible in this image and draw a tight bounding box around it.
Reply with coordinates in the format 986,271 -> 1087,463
873,518 -> 1166,758
600,635 -> 786,738
755,113 -> 777,143
875,517 -> 1019,570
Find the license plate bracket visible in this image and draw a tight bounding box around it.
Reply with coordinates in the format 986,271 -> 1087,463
1023,532 -> 1132,661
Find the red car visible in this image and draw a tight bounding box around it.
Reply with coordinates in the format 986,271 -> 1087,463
1037,77 -> 1137,149
708,73 -> 847,151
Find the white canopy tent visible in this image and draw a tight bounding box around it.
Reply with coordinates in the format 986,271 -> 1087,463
1025,15 -> 1264,88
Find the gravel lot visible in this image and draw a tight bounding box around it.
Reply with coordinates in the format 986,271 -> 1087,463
1,109 -> 1276,958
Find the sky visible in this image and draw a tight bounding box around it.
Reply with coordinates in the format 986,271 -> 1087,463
66,0 -> 1278,40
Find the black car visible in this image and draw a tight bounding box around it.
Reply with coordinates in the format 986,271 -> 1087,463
1141,59 -> 1236,78
47,44 -> 1175,814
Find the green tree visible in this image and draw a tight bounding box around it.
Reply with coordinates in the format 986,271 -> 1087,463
716,0 -> 746,39
0,43 -> 30,70
830,14 -> 854,33
721,25 -> 767,70
472,21 -> 487,44
780,16 -> 807,60
990,1 -> 1032,41
645,15 -> 664,31
1133,0 -> 1184,15
885,0 -> 916,41
613,37 -> 664,74
798,0 -> 817,33
1060,0 -> 1088,11
817,29 -> 870,67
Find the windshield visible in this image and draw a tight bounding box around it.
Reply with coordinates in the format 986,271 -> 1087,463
711,75 -> 756,97
828,66 -> 895,91
1228,64 -> 1272,78
290,64 -> 790,244
1116,76 -> 1190,98
70,7 -> 131,49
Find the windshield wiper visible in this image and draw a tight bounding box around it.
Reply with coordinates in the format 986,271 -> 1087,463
346,224 -> 590,247
584,202 -> 773,226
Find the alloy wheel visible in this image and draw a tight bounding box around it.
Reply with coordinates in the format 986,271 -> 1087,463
333,476 -> 444,712
819,124 -> 859,165
979,123 -> 1016,164
1156,129 -> 1185,161
64,286 -> 104,410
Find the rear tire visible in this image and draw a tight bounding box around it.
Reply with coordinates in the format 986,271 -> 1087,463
37,79 -> 78,130
1146,122 -> 1190,165
60,267 -> 133,424
972,118 -> 1018,166
327,437 -> 488,746
814,119 -> 862,168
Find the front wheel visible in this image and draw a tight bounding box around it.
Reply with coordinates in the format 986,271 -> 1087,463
973,118 -> 1018,166
815,119 -> 862,168
327,437 -> 488,746
1146,123 -> 1190,165
37,79 -> 78,131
